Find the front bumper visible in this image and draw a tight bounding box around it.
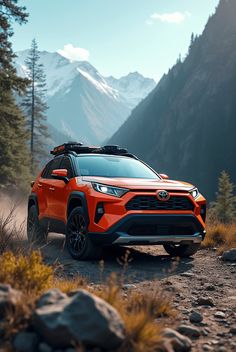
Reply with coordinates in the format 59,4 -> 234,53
88,213 -> 206,246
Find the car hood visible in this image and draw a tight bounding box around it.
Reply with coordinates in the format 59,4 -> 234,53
81,176 -> 194,191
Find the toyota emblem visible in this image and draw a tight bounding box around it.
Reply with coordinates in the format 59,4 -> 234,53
157,190 -> 170,201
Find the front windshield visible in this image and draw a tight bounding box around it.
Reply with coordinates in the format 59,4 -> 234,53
76,155 -> 160,179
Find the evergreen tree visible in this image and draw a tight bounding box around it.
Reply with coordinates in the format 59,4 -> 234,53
211,171 -> 236,223
23,39 -> 49,172
0,0 -> 31,190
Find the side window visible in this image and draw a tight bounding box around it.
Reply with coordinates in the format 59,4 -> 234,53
60,157 -> 73,179
42,158 -> 62,179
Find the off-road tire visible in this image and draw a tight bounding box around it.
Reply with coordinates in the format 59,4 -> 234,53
66,206 -> 102,260
163,243 -> 200,258
27,205 -> 47,244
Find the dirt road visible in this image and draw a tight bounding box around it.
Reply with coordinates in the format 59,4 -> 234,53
41,233 -> 236,352
1,195 -> 235,351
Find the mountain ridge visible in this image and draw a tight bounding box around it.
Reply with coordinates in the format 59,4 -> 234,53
109,0 -> 236,200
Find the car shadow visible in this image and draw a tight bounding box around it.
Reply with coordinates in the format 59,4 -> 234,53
36,233 -> 195,285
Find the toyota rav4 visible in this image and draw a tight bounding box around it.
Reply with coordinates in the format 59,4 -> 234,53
27,142 -> 206,260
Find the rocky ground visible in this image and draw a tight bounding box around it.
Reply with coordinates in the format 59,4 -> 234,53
41,234 -> 236,352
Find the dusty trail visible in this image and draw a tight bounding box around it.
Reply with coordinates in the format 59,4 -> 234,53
42,235 -> 236,351
0,194 -> 235,351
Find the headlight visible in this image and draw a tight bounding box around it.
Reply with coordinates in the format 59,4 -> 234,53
92,182 -> 129,197
190,187 -> 199,199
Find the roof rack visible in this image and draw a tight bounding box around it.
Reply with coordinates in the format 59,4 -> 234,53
50,142 -> 137,159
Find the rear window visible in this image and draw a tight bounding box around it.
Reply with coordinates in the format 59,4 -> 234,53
75,155 -> 159,179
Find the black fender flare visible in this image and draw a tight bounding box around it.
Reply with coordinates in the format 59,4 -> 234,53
67,191 -> 89,225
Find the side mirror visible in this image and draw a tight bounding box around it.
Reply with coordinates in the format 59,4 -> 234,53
51,169 -> 69,183
160,173 -> 169,180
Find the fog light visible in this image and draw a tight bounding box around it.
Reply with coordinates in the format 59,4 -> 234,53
95,203 -> 105,223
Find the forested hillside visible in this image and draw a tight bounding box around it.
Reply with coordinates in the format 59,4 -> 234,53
110,0 -> 236,200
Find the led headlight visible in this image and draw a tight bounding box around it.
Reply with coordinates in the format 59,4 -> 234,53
92,182 -> 129,197
190,187 -> 199,199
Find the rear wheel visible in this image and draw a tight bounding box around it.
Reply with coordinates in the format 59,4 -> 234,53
163,243 -> 200,258
66,207 -> 102,260
27,205 -> 47,244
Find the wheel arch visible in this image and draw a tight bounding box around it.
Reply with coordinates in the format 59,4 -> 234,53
67,192 -> 89,224
28,194 -> 39,215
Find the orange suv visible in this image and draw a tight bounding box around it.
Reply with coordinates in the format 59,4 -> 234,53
27,142 -> 206,260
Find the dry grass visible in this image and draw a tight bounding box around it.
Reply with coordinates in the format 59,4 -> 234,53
0,207 -> 174,351
0,203 -> 26,255
202,220 -> 236,254
0,251 -> 53,294
0,296 -> 31,341
53,275 -> 88,293
91,272 -> 174,352
0,253 -> 173,351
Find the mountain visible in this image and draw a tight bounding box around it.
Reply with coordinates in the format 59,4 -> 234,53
15,51 -> 155,144
109,0 -> 236,200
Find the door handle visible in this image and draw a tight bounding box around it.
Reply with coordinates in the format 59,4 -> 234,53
49,187 -> 55,191
38,183 -> 42,188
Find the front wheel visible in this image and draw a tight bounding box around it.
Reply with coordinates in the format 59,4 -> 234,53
66,207 -> 102,260
163,243 -> 200,258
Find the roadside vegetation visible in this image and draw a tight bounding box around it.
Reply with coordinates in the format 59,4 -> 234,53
0,248 -> 174,351
203,171 -> 236,253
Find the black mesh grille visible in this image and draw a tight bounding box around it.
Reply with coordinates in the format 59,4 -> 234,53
126,195 -> 194,211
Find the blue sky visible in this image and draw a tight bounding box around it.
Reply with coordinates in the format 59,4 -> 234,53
13,0 -> 219,81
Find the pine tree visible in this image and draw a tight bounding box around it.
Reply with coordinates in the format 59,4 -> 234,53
0,0 -> 31,191
23,39 -> 49,172
211,171 -> 236,223
188,33 -> 195,53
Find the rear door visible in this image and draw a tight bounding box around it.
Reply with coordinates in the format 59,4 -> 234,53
47,156 -> 75,222
37,157 -> 63,219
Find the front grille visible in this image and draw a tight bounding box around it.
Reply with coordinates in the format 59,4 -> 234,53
126,195 -> 194,211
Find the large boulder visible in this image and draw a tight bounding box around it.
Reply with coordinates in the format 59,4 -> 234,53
33,289 -> 125,350
0,284 -> 22,317
221,248 -> 236,262
36,288 -> 67,308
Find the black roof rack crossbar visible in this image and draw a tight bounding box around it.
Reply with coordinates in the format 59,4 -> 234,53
50,143 -> 137,159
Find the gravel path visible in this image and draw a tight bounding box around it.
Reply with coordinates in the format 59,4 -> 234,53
41,233 -> 236,352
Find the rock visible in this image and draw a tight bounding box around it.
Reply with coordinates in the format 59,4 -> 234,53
37,289 -> 67,308
229,326 -> 236,334
180,272 -> 194,278
33,289 -> 125,350
38,342 -> 53,352
202,345 -> 213,351
177,325 -> 201,338
221,248 -> 236,262
218,347 -> 226,352
214,311 -> 226,319
196,297 -> 214,307
205,284 -> 215,291
189,311 -> 203,323
13,332 -> 39,352
0,284 -> 22,317
123,284 -> 137,290
162,328 -> 192,351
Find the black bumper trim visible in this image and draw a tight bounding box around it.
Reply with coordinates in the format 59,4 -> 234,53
88,213 -> 205,246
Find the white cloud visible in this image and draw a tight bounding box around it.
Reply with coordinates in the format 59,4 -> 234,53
57,44 -> 90,61
148,11 -> 191,25
146,19 -> 153,26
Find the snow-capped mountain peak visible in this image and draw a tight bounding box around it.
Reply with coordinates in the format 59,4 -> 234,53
15,50 -> 156,144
